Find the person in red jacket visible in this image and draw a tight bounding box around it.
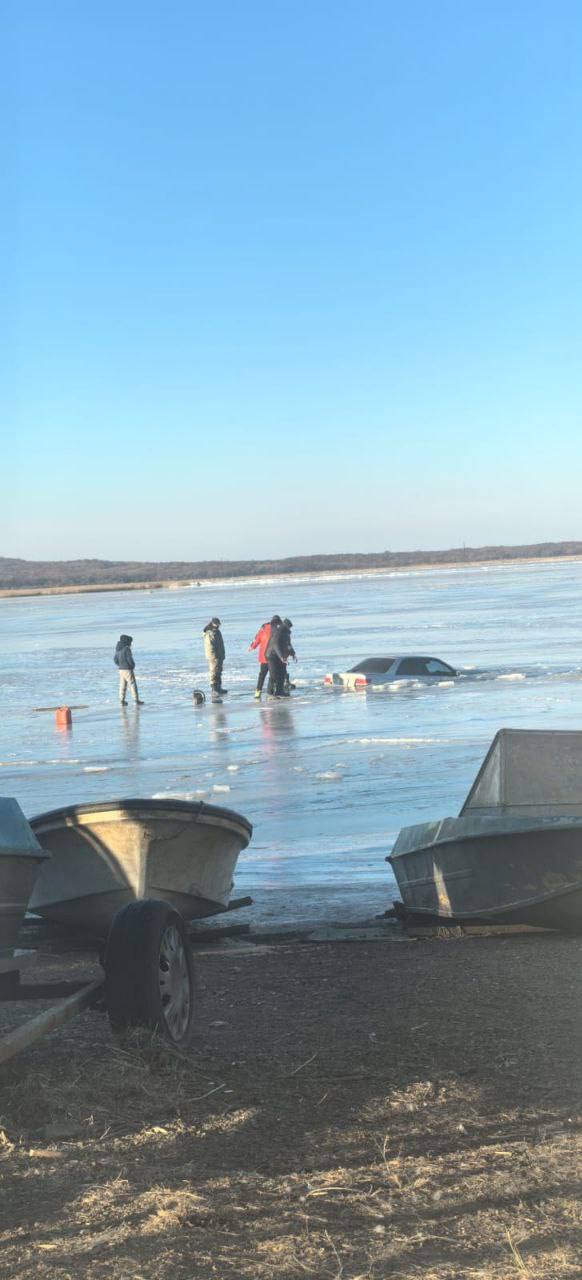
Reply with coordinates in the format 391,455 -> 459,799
249,615 -> 281,697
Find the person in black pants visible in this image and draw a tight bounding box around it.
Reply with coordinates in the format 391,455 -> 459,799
249,616 -> 281,697
266,618 -> 296,697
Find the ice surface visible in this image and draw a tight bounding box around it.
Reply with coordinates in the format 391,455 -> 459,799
2,559 -> 582,924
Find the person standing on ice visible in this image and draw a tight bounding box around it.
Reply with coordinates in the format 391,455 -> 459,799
203,617 -> 227,699
249,615 -> 281,698
114,635 -> 144,705
266,617 -> 296,697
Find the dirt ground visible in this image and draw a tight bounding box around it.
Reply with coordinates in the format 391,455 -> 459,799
0,933 -> 581,1279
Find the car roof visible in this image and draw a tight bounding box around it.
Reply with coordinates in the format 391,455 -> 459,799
349,656 -> 396,673
352,655 -> 448,664
348,654 -> 454,673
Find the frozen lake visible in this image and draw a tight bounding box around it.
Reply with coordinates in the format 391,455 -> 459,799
2,560 -> 582,925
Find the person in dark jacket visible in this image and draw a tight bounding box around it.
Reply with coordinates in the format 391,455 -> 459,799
266,617 -> 296,697
114,635 -> 144,705
249,615 -> 281,697
203,618 -> 227,696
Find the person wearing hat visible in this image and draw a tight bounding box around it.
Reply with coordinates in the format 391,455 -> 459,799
266,617 -> 296,697
203,618 -> 227,697
113,634 -> 144,705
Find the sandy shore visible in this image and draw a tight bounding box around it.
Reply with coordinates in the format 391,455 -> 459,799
0,930 -> 580,1278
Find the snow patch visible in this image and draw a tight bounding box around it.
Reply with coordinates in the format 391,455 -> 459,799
350,736 -> 441,746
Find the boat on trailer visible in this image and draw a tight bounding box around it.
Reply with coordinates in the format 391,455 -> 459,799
0,799 -> 50,975
388,729 -> 582,932
29,798 -> 252,937
0,797 -> 252,1057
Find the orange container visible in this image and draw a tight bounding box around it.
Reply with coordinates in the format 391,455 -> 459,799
55,706 -> 72,729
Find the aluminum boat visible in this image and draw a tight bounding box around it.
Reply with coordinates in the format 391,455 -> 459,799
0,799 -> 50,971
29,798 -> 252,936
389,730 -> 582,931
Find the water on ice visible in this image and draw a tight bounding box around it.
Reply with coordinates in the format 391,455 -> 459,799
2,559 -> 582,923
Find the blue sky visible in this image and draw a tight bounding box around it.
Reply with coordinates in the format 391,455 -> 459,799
4,2 -> 582,561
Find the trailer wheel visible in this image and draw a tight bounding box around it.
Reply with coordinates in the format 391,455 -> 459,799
104,900 -> 196,1047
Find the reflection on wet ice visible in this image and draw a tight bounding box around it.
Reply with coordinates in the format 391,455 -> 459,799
259,703 -> 295,741
119,704 -> 141,762
209,707 -> 230,742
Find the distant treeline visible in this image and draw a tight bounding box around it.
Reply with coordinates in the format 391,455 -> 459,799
1,542 -> 582,590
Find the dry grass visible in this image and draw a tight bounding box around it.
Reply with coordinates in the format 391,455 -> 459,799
0,936 -> 581,1278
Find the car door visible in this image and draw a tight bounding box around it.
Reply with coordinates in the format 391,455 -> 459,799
393,658 -> 431,679
424,659 -> 456,678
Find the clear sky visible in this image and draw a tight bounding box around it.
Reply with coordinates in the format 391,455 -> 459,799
4,2 -> 582,561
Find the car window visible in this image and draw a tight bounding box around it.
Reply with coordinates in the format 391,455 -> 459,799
425,659 -> 455,675
395,658 -> 431,676
350,658 -> 394,674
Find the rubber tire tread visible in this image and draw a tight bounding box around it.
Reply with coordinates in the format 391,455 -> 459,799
104,899 -> 196,1046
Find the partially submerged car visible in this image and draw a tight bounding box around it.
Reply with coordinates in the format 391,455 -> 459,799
324,655 -> 458,690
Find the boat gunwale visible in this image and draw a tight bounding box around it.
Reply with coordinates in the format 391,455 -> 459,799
0,845 -> 51,860
29,798 -> 252,843
388,815 -> 582,862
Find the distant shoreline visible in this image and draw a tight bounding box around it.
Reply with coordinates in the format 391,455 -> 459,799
2,553 -> 582,600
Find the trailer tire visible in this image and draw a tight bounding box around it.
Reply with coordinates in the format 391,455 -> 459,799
104,900 -> 196,1047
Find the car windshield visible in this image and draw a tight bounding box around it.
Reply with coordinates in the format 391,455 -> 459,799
350,658 -> 395,674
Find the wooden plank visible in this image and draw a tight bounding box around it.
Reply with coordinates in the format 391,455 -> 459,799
0,980 -> 103,1065
405,922 -> 553,939
32,705 -> 89,712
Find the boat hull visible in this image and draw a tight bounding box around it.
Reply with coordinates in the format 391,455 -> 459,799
1,854 -> 50,958
0,799 -> 50,968
389,816 -> 582,932
29,799 -> 252,936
